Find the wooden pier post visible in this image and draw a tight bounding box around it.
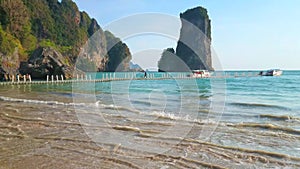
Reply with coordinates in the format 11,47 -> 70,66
61,75 -> 64,82
56,75 -> 59,82
17,75 -> 20,83
29,75 -> 32,82
51,75 -> 54,83
47,75 -> 49,82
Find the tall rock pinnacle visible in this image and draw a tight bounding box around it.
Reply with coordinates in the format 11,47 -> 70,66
176,6 -> 213,71
158,6 -> 213,72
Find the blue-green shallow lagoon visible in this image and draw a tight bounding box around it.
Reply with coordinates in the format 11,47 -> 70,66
0,71 -> 299,168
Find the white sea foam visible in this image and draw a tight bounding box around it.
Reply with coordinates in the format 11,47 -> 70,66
150,111 -> 181,120
0,96 -> 85,106
0,95 -> 223,126
95,100 -> 102,107
147,111 -> 221,125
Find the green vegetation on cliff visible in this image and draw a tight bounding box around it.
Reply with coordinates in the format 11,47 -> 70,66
0,0 -> 92,66
0,0 -> 132,77
0,25 -> 25,73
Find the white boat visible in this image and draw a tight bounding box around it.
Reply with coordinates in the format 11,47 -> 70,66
265,69 -> 283,76
192,70 -> 210,78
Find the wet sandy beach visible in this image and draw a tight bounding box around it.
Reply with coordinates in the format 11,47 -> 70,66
1,99 -> 300,169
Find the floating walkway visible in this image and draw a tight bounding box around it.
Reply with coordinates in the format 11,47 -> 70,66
0,72 -> 260,86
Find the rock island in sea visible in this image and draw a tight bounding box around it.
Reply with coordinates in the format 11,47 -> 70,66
158,6 -> 213,72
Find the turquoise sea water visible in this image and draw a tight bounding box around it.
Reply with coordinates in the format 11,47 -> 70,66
72,70 -> 300,127
225,71 -> 300,124
0,70 -> 299,167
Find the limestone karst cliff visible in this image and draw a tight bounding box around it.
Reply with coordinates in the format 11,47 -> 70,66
0,0 -> 132,79
158,6 -> 213,72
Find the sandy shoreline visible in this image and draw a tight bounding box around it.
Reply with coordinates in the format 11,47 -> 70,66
1,99 -> 300,169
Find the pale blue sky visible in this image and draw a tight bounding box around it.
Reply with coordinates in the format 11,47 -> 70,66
74,0 -> 300,70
